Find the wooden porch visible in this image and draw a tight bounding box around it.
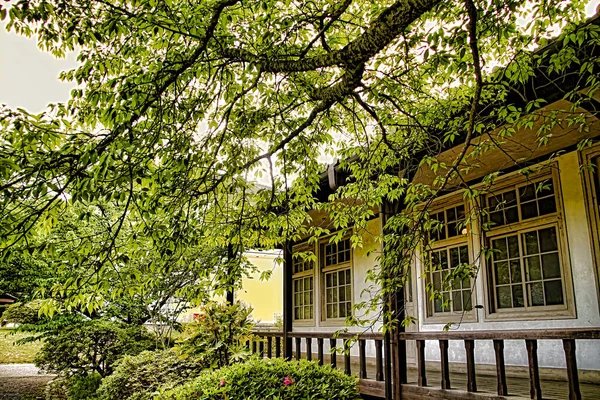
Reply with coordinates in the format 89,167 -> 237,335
250,328 -> 600,400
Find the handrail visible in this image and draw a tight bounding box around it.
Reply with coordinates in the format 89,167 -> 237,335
253,327 -> 600,340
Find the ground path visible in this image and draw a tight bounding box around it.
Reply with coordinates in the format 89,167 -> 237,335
0,364 -> 54,400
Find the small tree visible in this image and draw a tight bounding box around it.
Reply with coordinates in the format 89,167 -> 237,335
35,319 -> 156,378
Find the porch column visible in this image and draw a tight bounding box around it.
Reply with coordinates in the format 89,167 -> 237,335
283,241 -> 293,360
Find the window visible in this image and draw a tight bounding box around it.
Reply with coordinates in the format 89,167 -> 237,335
425,201 -> 474,319
321,238 -> 352,320
429,245 -> 473,313
582,148 -> 600,306
486,175 -> 571,315
292,245 -> 314,321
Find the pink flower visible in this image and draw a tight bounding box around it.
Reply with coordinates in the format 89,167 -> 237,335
283,376 -> 294,386
219,380 -> 226,387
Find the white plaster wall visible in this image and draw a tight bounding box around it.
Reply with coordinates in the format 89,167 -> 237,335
417,151 -> 600,370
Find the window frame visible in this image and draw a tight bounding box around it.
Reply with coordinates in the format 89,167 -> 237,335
319,235 -> 353,325
581,144 -> 600,313
482,167 -> 575,321
422,197 -> 477,324
291,243 -> 315,326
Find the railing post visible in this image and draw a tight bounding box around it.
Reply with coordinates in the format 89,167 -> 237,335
563,339 -> 582,400
375,339 -> 384,382
465,340 -> 477,393
359,339 -> 367,379
439,340 -> 451,390
283,242 -> 293,360
344,339 -> 351,376
493,339 -> 508,396
306,337 -> 312,361
330,338 -> 337,368
267,336 -> 273,358
416,340 -> 427,387
317,338 -> 324,366
526,339 -> 542,400
275,336 -> 281,358
295,337 -> 302,361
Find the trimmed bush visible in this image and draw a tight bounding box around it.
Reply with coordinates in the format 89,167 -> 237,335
45,373 -> 102,400
96,350 -> 205,400
158,358 -> 360,400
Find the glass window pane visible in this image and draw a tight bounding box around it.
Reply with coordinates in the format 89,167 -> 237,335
520,185 -> 536,202
327,305 -> 333,318
452,291 -> 463,312
521,202 -> 538,219
506,207 -> 519,224
508,235 -> 519,258
545,281 -> 564,305
539,197 -> 556,216
495,262 -> 510,285
497,286 -> 512,308
493,238 -> 508,260
488,195 -> 499,208
504,190 -> 517,205
460,245 -> 469,264
339,286 -> 345,302
541,253 -> 561,279
434,297 -> 443,312
529,282 -> 545,306
510,260 -> 522,283
439,250 -> 448,270
433,272 -> 442,290
490,211 -> 503,226
539,227 -> 558,252
463,290 -> 472,311
447,207 -> 456,221
346,302 -> 352,316
525,256 -> 542,281
332,273 -> 337,286
450,247 -> 459,268
346,270 -> 351,284
442,292 -> 450,312
346,286 -> 351,302
512,285 -> 524,307
523,231 -> 539,255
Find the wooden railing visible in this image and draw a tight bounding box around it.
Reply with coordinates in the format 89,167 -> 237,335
251,328 -> 600,400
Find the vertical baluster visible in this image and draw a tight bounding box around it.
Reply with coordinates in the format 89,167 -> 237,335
259,339 -> 265,358
252,340 -> 257,354
267,336 -> 273,359
295,337 -> 302,361
375,339 -> 384,382
493,340 -> 508,396
359,339 -> 367,379
526,339 -> 542,400
563,339 -> 582,400
344,339 -> 351,376
439,340 -> 451,390
416,340 -> 427,387
464,340 -> 476,393
317,338 -> 324,366
275,336 -> 281,358
330,338 -> 337,368
306,338 -> 312,361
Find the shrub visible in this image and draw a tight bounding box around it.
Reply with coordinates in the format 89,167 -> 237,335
157,358 -> 360,400
45,373 -> 102,400
175,302 -> 253,368
2,300 -> 44,325
96,350 -> 205,400
35,319 -> 156,378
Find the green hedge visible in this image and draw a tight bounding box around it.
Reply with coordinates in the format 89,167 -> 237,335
96,350 -> 205,400
158,358 -> 360,400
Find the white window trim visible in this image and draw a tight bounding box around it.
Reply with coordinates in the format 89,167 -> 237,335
421,197 -> 478,324
319,235 -> 354,326
481,166 -> 576,321
580,144 -> 600,313
292,243 -> 315,326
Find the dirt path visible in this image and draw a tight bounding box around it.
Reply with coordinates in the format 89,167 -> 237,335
0,364 -> 54,400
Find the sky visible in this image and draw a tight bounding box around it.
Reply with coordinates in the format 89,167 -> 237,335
1,2 -> 600,114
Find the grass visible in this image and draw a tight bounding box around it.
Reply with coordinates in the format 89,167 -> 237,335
0,328 -> 43,363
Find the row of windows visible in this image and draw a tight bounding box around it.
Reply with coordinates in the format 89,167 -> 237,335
425,173 -> 570,319
292,238 -> 352,322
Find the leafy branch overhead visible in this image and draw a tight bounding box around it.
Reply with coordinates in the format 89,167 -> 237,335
0,0 -> 598,316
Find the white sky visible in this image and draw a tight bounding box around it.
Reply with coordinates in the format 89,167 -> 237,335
1,2 -> 599,114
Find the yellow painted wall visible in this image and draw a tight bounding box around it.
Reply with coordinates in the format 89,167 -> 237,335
180,251 -> 283,324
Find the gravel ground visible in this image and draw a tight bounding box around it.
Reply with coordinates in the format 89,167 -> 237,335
0,364 -> 54,400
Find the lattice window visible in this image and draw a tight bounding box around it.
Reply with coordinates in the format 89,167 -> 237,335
321,237 -> 352,321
